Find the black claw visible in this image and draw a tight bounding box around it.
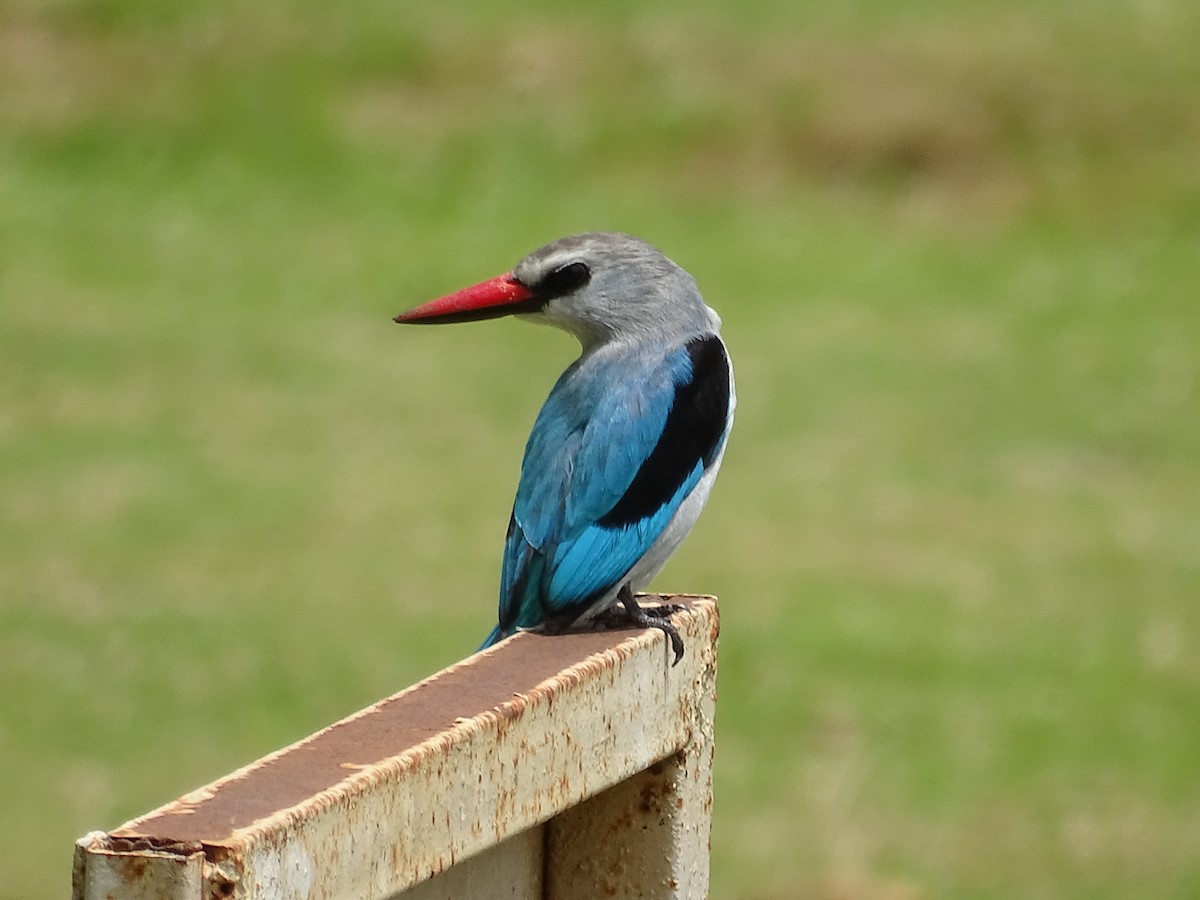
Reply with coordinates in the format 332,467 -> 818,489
641,602 -> 686,620
658,620 -> 685,666
606,587 -> 685,666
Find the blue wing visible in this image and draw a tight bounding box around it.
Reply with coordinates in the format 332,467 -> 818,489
482,335 -> 730,646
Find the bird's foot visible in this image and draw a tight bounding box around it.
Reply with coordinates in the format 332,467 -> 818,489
592,587 -> 684,666
640,601 -> 686,620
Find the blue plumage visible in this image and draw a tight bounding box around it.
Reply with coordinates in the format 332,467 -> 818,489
487,338 -> 724,643
396,232 -> 734,662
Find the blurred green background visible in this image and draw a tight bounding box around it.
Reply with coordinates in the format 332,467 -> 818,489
3,0 -> 1199,897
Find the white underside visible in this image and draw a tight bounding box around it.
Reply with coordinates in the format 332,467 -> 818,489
576,356 -> 735,623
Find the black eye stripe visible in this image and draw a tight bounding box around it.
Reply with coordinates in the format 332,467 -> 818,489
536,261 -> 591,299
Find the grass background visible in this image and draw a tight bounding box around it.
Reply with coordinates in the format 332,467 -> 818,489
2,0 -> 1199,896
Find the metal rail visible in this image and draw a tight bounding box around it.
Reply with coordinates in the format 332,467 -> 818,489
73,595 -> 719,899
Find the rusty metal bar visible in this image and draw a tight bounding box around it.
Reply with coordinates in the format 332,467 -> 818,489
73,595 -> 719,900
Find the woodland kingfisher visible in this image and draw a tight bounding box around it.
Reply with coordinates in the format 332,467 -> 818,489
395,232 -> 735,663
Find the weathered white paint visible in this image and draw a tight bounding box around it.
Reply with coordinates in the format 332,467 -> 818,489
391,827 -> 543,900
73,595 -> 719,900
72,834 -> 206,900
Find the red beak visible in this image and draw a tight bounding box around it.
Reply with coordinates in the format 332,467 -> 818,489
394,274 -> 540,325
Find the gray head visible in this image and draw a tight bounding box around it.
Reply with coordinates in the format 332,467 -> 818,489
511,232 -> 720,349
396,232 -> 720,351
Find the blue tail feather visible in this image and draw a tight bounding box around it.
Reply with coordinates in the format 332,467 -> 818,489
478,624 -> 505,652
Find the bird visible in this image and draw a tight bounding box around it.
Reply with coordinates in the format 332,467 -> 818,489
394,232 -> 734,664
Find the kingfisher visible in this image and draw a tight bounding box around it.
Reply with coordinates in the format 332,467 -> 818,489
395,232 -> 734,663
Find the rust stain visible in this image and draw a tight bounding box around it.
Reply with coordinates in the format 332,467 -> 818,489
95,594 -> 715,897
103,836 -> 204,856
123,858 -> 147,881
210,871 -> 237,897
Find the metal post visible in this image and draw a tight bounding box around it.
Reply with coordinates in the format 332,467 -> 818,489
73,596 -> 720,900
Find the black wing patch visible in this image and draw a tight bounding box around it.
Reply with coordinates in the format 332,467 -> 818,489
598,335 -> 730,529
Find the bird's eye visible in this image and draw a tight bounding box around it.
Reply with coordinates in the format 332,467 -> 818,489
537,261 -> 591,299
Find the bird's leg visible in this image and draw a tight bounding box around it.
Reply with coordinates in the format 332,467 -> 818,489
639,599 -> 687,620
596,585 -> 684,666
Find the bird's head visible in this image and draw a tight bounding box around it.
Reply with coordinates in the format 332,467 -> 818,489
395,232 -> 719,349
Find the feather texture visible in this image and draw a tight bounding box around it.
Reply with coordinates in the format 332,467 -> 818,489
394,232 -> 735,655
489,334 -> 731,641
